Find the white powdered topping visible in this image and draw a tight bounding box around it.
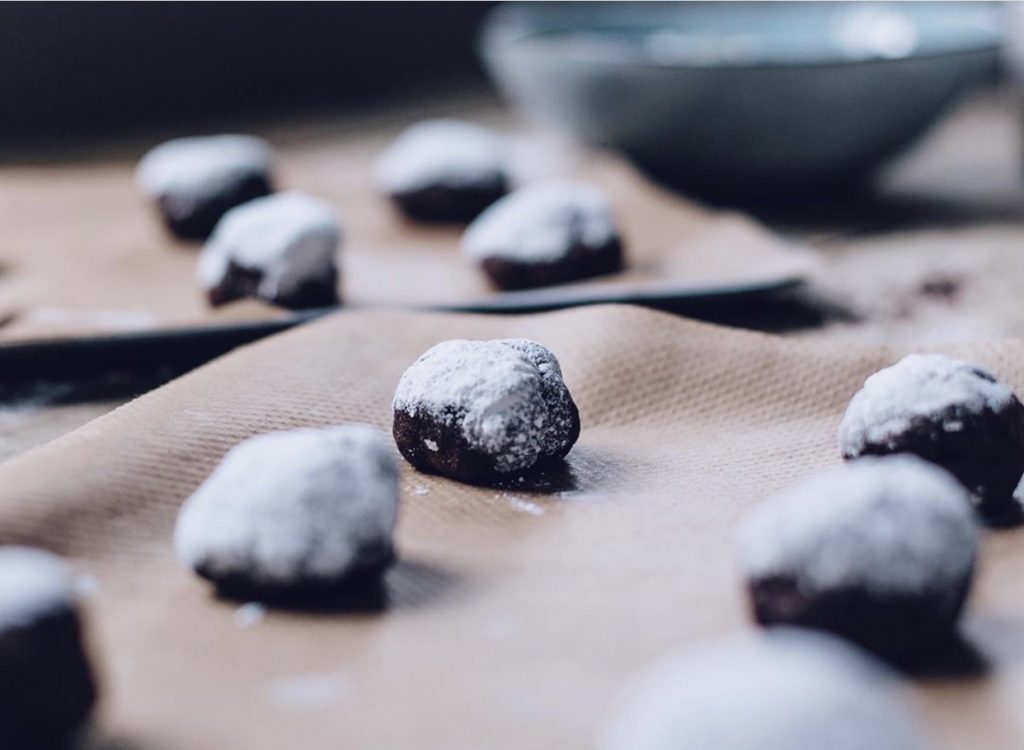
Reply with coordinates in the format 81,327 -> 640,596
374,119 -> 507,194
197,192 -> 341,299
739,456 -> 977,596
136,134 -> 272,199
839,353 -> 1015,455
233,602 -> 266,628
600,631 -> 925,750
393,338 -> 577,473
462,181 -> 617,263
0,547 -> 75,630
174,425 -> 399,586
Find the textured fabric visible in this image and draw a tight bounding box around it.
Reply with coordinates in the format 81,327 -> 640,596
0,304 -> 1020,748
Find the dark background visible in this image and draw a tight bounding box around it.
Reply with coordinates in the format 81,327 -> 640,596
0,2 -> 496,142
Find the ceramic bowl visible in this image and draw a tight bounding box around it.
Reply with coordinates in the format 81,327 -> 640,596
481,1 -> 1002,197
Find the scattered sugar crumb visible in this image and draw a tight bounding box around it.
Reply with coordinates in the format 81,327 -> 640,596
502,495 -> 545,516
423,438 -> 439,452
410,485 -> 430,496
233,602 -> 266,628
267,671 -> 351,712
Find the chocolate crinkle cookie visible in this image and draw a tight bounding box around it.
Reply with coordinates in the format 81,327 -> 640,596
0,547 -> 97,750
738,456 -> 978,661
392,338 -> 580,485
600,631 -> 926,750
174,425 -> 400,601
375,119 -> 509,223
461,181 -> 624,290
197,192 -> 341,310
136,134 -> 274,241
839,353 -> 1024,521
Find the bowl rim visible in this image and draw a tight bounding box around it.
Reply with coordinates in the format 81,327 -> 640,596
481,2 -> 1003,73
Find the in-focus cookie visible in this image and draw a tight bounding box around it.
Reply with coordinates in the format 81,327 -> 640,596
0,547 -> 97,750
197,192 -> 341,310
738,456 -> 977,660
393,338 -> 580,485
375,119 -> 509,223
136,134 -> 274,241
600,631 -> 925,750
174,425 -> 400,601
839,353 -> 1024,520
462,181 -> 624,290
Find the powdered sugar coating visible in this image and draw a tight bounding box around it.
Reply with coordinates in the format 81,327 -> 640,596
393,338 -> 578,474
462,181 -> 618,263
197,192 -> 341,301
374,119 -> 507,194
0,547 -> 75,631
174,425 -> 399,588
739,456 -> 976,597
136,134 -> 272,200
839,354 -> 1015,456
600,631 -> 925,750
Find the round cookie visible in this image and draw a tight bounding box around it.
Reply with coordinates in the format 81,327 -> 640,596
174,425 -> 400,600
197,192 -> 341,310
600,631 -> 925,750
0,547 -> 97,750
375,119 -> 509,223
136,134 -> 274,241
839,353 -> 1024,520
392,338 -> 580,485
738,456 -> 977,660
461,181 -> 624,290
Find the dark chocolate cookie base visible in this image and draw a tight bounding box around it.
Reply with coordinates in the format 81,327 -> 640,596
392,401 -> 581,486
480,237 -> 624,291
844,399 -> 1024,521
159,172 -> 273,241
748,572 -> 972,663
195,538 -> 395,606
391,178 -> 507,224
207,260 -> 340,310
0,607 -> 97,750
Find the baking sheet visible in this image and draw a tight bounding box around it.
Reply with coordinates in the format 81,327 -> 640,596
0,115 -> 814,342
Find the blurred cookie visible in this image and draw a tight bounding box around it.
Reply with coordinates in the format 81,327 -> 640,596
462,181 -> 623,290
840,353 -> 1024,521
136,134 -> 274,240
0,547 -> 97,750
600,631 -> 925,750
738,456 -> 977,660
393,338 -> 580,485
174,425 -> 399,601
198,192 -> 341,310
376,119 -> 508,223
